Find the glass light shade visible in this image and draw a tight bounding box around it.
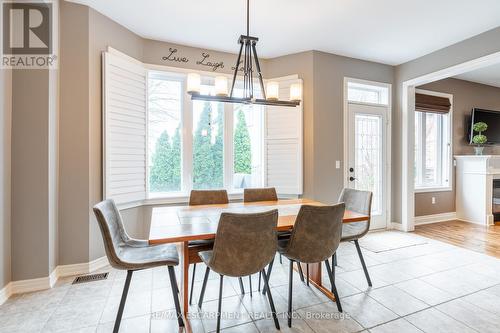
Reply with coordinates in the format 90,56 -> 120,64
214,76 -> 228,96
187,73 -> 201,94
290,83 -> 302,102
266,81 -> 279,100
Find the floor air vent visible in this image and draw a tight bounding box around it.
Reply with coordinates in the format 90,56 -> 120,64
72,272 -> 109,285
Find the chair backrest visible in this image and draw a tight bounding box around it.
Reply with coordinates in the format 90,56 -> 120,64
339,188 -> 372,216
243,187 -> 278,203
208,210 -> 278,277
339,188 -> 372,237
284,204 -> 345,263
189,189 -> 229,206
93,199 -> 131,269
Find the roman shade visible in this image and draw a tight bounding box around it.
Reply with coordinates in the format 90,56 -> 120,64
415,93 -> 451,113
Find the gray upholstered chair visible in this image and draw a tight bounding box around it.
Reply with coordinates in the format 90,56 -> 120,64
338,188 -> 373,287
197,210 -> 280,332
187,190 -> 248,303
278,204 -> 345,327
243,187 -> 278,202
93,200 -> 183,332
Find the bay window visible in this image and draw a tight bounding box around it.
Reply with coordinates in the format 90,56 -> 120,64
103,49 -> 301,205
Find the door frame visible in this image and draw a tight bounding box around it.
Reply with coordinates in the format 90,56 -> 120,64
400,51 -> 500,232
343,77 -> 392,229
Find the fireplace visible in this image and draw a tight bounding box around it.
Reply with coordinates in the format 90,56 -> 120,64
494,179 -> 500,222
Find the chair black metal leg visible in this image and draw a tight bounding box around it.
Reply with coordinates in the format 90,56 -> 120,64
262,257 -> 274,295
113,270 -> 133,333
333,252 -> 337,266
216,275 -> 224,333
297,262 -> 305,282
238,277 -> 245,294
198,266 -> 210,309
325,260 -> 342,313
249,275 -> 252,296
261,269 -> 280,330
258,271 -> 262,291
288,260 -> 293,328
168,266 -> 185,327
354,240 -> 372,287
189,263 -> 196,304
279,254 -> 283,264
306,264 -> 309,286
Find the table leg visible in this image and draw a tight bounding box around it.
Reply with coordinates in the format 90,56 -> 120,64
178,241 -> 190,315
302,262 -> 336,301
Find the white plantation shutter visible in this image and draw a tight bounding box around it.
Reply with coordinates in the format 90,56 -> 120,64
264,76 -> 303,195
103,51 -> 147,204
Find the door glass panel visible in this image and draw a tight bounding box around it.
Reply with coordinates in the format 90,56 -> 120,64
354,114 -> 383,215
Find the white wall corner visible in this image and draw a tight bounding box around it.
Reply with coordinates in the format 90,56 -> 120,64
414,212 -> 457,225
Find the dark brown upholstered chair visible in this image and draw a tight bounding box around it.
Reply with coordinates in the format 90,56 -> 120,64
278,204 -> 345,327
93,200 -> 183,332
243,187 -> 285,289
197,210 -> 280,332
243,187 -> 278,202
338,188 -> 373,287
188,189 -> 229,206
187,190 -> 247,304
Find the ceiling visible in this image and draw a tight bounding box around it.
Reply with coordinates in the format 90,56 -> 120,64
69,0 -> 500,65
455,63 -> 500,88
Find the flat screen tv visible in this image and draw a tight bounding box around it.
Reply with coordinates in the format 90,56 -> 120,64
469,108 -> 500,144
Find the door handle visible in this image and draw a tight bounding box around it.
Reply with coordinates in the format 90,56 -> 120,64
349,176 -> 356,182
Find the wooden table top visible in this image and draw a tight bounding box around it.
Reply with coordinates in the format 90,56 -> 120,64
148,198 -> 369,244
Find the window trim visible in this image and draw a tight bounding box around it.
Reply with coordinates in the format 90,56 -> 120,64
414,89 -> 453,193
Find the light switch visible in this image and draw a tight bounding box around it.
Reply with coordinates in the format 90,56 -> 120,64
335,161 -> 341,169
432,197 -> 436,204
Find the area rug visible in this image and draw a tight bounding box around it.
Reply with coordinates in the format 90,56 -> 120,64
359,231 -> 428,252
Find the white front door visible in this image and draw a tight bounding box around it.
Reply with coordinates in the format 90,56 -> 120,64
347,103 -> 388,230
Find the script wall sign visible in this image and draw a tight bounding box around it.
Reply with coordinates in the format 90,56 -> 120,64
161,47 -> 246,73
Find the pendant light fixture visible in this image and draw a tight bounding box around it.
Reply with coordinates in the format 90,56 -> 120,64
187,0 -> 301,107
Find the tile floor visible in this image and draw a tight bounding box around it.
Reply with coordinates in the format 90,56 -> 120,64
1,230 -> 500,332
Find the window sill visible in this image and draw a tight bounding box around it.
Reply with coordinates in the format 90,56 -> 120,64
414,186 -> 453,193
117,190 -> 299,210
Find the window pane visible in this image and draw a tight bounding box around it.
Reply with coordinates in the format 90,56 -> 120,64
348,82 -> 389,105
233,105 -> 263,189
148,77 -> 182,193
424,113 -> 438,185
354,114 -> 383,215
192,98 -> 224,189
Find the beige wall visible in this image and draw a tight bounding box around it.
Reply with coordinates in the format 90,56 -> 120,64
312,51 -> 394,204
11,70 -> 53,280
414,78 -> 500,216
393,26 -> 500,224
0,69 -> 12,289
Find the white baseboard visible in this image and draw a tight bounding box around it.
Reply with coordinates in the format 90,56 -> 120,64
0,283 -> 12,305
390,222 -> 405,231
56,256 -> 109,278
414,212 -> 457,225
0,256 -> 109,305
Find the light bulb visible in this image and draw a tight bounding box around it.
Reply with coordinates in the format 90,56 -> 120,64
266,81 -> 279,101
187,73 -> 201,94
290,83 -> 302,102
214,76 -> 228,96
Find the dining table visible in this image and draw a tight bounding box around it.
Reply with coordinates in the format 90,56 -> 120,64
148,198 -> 370,316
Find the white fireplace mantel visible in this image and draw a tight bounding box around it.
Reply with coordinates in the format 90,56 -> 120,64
455,155 -> 500,225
